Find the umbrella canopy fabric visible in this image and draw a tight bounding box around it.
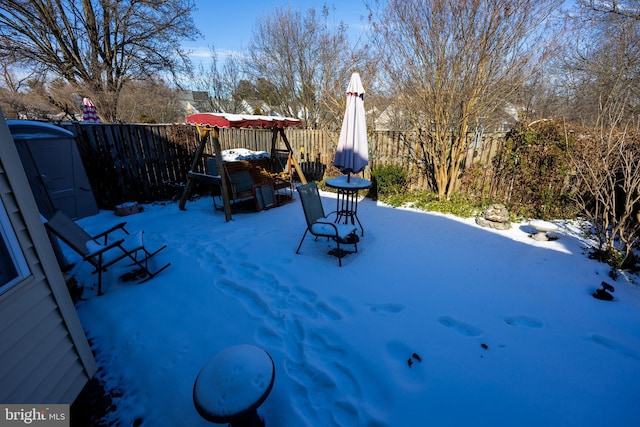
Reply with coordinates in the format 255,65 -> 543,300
333,73 -> 368,175
81,97 -> 101,123
186,113 -> 301,129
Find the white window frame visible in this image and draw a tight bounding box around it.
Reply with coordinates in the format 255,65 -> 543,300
0,198 -> 30,294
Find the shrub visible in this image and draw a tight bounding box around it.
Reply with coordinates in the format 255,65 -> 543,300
570,126 -> 640,273
370,164 -> 407,200
491,120 -> 576,219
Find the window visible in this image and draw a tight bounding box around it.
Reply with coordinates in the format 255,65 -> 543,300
0,198 -> 30,294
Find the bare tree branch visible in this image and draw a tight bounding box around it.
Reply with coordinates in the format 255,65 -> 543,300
0,0 -> 200,121
246,5 -> 374,128
578,0 -> 640,20
369,0 -> 563,199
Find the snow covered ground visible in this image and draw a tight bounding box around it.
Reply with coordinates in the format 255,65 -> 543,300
65,191 -> 640,426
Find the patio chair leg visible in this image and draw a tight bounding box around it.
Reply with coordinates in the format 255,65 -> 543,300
97,254 -> 104,296
97,270 -> 104,296
296,230 -> 309,254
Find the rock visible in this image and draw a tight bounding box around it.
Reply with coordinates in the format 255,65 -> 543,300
475,204 -> 511,230
482,204 -> 510,222
592,288 -> 614,301
476,217 -> 511,230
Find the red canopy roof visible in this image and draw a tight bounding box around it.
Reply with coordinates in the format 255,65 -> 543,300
186,113 -> 301,129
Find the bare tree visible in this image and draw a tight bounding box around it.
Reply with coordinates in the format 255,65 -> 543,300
246,5 -> 373,128
564,1 -> 640,270
117,79 -> 184,123
0,62 -> 81,120
187,47 -> 246,113
570,124 -> 640,270
0,0 -> 199,121
1,64 -> 45,119
369,0 -> 563,199
578,0 -> 640,20
219,54 -> 245,113
561,4 -> 640,127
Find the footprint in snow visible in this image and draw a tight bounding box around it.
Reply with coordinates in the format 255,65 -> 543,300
590,335 -> 640,361
368,303 -> 405,314
438,316 -> 483,337
504,315 -> 544,328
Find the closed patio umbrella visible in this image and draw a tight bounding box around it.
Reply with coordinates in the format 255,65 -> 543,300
333,72 -> 368,181
81,97 -> 101,123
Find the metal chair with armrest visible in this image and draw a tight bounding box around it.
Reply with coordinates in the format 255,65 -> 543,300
295,182 -> 358,266
45,210 -> 170,295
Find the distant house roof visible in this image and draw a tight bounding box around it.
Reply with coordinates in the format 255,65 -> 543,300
177,91 -> 212,115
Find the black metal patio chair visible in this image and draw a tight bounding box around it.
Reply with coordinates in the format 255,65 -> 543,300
295,182 -> 358,266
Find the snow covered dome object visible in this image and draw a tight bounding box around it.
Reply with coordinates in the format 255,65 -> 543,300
193,344 -> 275,423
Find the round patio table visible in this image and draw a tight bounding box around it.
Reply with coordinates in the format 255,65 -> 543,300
325,175 -> 371,236
193,345 -> 275,427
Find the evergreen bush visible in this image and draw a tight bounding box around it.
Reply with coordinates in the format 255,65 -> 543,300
370,164 -> 407,200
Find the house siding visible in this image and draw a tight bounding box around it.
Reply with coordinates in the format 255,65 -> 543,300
0,110 -> 96,405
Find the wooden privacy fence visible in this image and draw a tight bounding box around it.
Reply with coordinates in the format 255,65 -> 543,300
367,130 -> 507,189
60,123 -> 505,209
61,123 -> 201,208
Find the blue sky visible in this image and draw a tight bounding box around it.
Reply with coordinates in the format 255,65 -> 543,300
183,0 -> 372,64
183,0 -> 579,68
